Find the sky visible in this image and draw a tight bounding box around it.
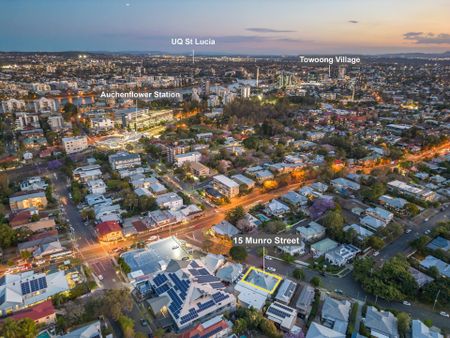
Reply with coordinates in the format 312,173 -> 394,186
1,0 -> 450,54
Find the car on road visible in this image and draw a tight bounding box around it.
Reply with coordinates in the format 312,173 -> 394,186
424,218 -> 429,222
140,319 -> 148,326
98,275 -> 103,281
265,256 -> 273,260
373,251 -> 380,257
440,311 -> 449,318
334,289 -> 344,295
405,229 -> 412,234
266,267 -> 276,272
425,229 -> 431,235
402,301 -> 411,306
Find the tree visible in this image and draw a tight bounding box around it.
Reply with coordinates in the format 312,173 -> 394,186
262,220 -> 286,234
229,246 -> 248,262
367,236 -> 384,250
226,206 -> 245,224
361,182 -> 386,202
322,210 -> 345,240
310,276 -> 321,287
0,318 -> 37,338
397,312 -> 411,337
153,328 -> 166,338
405,203 -> 420,216
233,318 -> 248,334
281,253 -> 295,263
118,315 -> 135,338
292,268 -> 305,281
101,289 -> 133,320
0,223 -> 17,249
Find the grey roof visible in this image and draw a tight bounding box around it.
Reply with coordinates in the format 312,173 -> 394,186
306,322 -> 346,338
365,306 -> 399,338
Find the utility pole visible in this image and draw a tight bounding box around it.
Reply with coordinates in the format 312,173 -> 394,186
433,289 -> 441,310
262,247 -> 265,271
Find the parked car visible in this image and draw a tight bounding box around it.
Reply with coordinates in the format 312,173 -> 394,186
334,289 -> 344,295
266,267 -> 276,272
373,251 -> 380,257
440,311 -> 449,318
265,256 -> 273,261
402,301 -> 411,306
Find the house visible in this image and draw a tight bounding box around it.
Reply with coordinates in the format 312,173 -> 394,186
18,234 -> 64,259
201,254 -> 225,274
412,320 -> 443,338
86,179 -> 106,195
212,175 -> 240,198
266,302 -> 298,331
108,152 -> 141,170
343,224 -> 374,240
211,220 -> 240,238
9,190 -> 48,211
2,300 -> 56,326
156,192 -> 184,210
426,236 -> 450,252
180,315 -> 232,338
175,151 -> 202,166
325,244 -> 360,267
278,242 -> 305,256
216,263 -> 243,283
148,259 -> 236,330
60,320 -> 102,338
189,161 -> 211,177
265,199 -> 291,217
366,207 -> 393,224
19,176 -> 48,192
295,284 -> 315,318
0,270 -> 69,316
96,221 -> 123,242
282,191 -> 308,207
331,178 -> 361,191
360,215 -> 387,231
11,217 -> 56,233
85,194 -> 112,207
62,136 -> 88,154
387,180 -> 436,202
408,267 -> 434,288
311,182 -> 329,193
306,322 -> 346,338
310,238 -> 338,258
419,256 -> 450,278
321,296 -> 351,334
379,195 -> 408,210
253,170 -> 274,183
364,306 -> 399,338
73,165 -> 102,183
231,174 -> 255,189
275,279 -> 297,304
296,222 -> 326,242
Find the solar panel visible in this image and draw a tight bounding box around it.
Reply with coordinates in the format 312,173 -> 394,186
198,268 -> 210,275
155,283 -> 169,295
197,300 -> 215,312
201,326 -> 223,338
0,294 -> 5,305
31,279 -> 40,292
210,282 -> 224,289
212,292 -> 229,303
154,274 -> 168,287
267,307 -> 290,319
196,275 -> 218,283
21,281 -> 31,295
38,277 -> 47,290
188,269 -> 200,276
273,302 -> 294,312
190,261 -> 199,268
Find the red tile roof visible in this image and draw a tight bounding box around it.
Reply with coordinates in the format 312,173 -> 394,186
180,319 -> 229,338
6,300 -> 55,322
96,221 -> 122,237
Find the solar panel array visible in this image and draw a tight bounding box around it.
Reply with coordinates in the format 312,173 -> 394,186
0,293 -> 5,305
153,274 -> 168,287
210,282 -> 225,289
155,283 -> 169,295
180,308 -> 199,325
273,302 -> 294,313
267,306 -> 291,319
197,299 -> 215,312
212,292 -> 229,303
20,277 -> 47,295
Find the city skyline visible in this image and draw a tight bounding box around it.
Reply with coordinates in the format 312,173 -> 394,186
1,0 -> 450,54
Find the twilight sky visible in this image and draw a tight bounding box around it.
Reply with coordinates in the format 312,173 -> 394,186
1,0 -> 449,54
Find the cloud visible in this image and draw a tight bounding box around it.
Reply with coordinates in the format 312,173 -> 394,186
403,32 -> 450,44
246,27 -> 296,33
348,20 -> 359,24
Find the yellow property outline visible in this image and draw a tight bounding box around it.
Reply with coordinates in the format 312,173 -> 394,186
240,266 -> 282,294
